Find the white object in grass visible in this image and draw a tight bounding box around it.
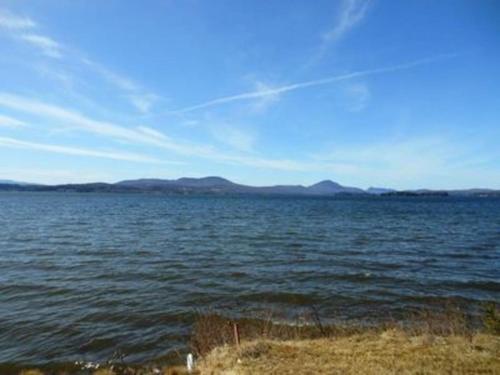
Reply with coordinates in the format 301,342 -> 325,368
187,353 -> 194,372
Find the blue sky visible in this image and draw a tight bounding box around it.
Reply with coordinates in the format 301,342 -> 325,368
0,0 -> 499,189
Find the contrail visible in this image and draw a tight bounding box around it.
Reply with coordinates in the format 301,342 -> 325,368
172,54 -> 457,114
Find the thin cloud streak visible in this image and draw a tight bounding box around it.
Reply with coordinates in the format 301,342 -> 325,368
81,58 -> 139,92
172,54 -> 456,114
0,9 -> 36,29
323,0 -> 370,44
309,136 -> 500,189
0,114 -> 26,128
344,82 -> 370,112
0,136 -> 171,164
1,8 -> 160,113
81,58 -> 161,113
20,33 -> 63,58
0,93 -> 314,171
0,92 -> 198,156
302,0 -> 370,69
0,9 -> 62,58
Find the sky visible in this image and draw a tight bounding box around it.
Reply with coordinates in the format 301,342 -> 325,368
0,0 -> 499,189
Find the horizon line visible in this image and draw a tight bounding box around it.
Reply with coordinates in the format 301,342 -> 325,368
1,175 -> 498,192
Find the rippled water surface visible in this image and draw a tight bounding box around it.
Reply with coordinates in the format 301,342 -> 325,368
0,192 -> 499,365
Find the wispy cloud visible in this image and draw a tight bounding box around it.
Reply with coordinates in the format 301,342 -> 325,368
0,9 -> 64,59
250,81 -> 282,112
33,64 -> 76,88
172,55 -> 456,114
322,0 -> 370,44
136,125 -> 169,140
0,114 -> 27,128
80,58 -> 161,114
77,57 -> 162,114
84,60 -> 162,114
80,58 -> 139,91
129,94 -> 159,114
311,137 -> 499,189
344,82 -> 370,112
0,136 -> 170,163
1,9 -> 160,113
209,123 -> 257,153
0,92 -> 186,152
0,92 -> 321,171
20,33 -> 63,58
0,9 -> 36,30
303,0 -> 371,67
0,94 -> 264,167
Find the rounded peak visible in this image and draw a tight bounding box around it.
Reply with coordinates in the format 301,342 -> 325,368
176,176 -> 235,187
310,180 -> 342,187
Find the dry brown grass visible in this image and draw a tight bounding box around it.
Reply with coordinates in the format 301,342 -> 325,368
189,310 -> 362,357
92,370 -> 116,375
189,303 -> 488,357
198,330 -> 500,374
18,370 -> 45,375
483,302 -> 500,335
89,366 -> 200,375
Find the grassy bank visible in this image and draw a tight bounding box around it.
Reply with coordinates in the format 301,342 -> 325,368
198,331 -> 499,374
194,304 -> 500,374
17,332 -> 500,375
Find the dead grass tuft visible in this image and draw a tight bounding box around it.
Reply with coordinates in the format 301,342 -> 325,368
92,370 -> 116,375
402,303 -> 473,337
483,302 -> 500,335
189,309 -> 362,357
19,370 -> 45,375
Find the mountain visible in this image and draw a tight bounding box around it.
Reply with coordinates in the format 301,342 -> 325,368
117,176 -> 236,189
176,176 -> 235,187
117,178 -> 363,195
308,180 -> 365,195
1,176 -> 499,196
447,188 -> 500,196
116,177 -> 311,194
116,176 -> 250,194
257,185 -> 309,195
383,188 -> 500,197
0,179 -> 35,186
0,176 -> 364,195
366,187 -> 396,195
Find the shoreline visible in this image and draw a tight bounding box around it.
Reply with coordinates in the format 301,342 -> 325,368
11,334 -> 500,375
8,303 -> 500,374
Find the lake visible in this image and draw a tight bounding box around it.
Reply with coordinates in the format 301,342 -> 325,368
0,192 -> 499,366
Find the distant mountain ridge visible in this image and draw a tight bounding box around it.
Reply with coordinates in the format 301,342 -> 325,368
117,176 -> 237,189
0,179 -> 36,186
116,177 -> 368,195
308,180 -> 365,195
0,177 -> 499,196
366,187 -> 396,195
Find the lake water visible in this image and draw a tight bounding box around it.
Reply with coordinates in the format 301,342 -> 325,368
0,192 -> 499,366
